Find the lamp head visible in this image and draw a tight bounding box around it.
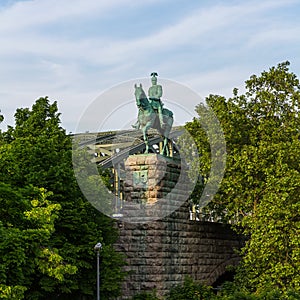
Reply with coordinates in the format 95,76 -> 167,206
94,242 -> 102,250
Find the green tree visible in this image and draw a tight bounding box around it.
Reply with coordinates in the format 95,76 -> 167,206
186,62 -> 300,292
166,276 -> 214,300
130,290 -> 159,300
0,185 -> 76,300
0,97 -> 126,299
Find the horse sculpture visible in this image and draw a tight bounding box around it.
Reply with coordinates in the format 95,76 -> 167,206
134,83 -> 173,155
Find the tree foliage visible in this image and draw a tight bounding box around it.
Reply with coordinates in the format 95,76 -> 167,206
166,276 -> 214,300
0,185 -> 76,299
129,277 -> 300,300
185,62 -> 300,292
0,97 -> 126,299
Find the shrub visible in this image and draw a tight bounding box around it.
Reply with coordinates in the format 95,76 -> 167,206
166,276 -> 215,300
131,290 -> 159,300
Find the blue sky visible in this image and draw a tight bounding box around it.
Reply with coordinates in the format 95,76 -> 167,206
1,0 -> 300,133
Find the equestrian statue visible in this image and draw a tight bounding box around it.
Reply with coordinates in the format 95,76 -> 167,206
133,73 -> 173,156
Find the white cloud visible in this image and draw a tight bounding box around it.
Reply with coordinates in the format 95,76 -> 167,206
0,0 -> 292,58
66,0 -> 299,67
0,0 -> 300,132
247,26 -> 300,48
179,67 -> 250,99
0,0 -> 297,67
0,0 -> 160,33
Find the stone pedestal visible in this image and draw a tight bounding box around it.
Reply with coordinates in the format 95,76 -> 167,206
114,154 -> 244,299
120,154 -> 190,222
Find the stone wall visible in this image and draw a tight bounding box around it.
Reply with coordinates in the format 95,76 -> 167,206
114,154 -> 243,299
120,154 -> 190,223
115,218 -> 242,299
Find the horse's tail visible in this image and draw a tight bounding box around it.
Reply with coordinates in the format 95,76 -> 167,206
162,108 -> 173,118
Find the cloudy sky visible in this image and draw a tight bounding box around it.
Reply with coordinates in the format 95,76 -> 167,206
1,0 -> 300,133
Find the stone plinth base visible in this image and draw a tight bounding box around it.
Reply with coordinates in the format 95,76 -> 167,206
124,154 -> 181,204
120,154 -> 190,222
115,220 -> 243,299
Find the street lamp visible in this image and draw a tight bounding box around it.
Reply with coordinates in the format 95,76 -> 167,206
94,242 -> 102,300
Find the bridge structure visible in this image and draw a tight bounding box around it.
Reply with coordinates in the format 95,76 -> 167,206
76,127 -> 183,167
75,128 -> 244,299
75,127 -> 184,216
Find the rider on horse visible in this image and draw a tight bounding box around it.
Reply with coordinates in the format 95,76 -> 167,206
132,72 -> 165,129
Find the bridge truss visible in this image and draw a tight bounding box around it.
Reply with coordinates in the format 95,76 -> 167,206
74,127 -> 184,215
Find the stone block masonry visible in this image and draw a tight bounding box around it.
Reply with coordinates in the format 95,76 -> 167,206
124,154 -> 181,204
114,154 -> 243,299
121,154 -> 191,223
115,219 -> 243,299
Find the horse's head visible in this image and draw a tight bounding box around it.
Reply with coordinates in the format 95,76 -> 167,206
134,83 -> 147,107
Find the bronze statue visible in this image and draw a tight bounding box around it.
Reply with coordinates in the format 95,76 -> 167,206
148,72 -> 164,128
132,73 -> 167,130
133,74 -> 173,155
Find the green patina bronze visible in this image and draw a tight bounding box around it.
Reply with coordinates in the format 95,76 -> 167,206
148,72 -> 164,127
133,170 -> 148,188
133,73 -> 173,156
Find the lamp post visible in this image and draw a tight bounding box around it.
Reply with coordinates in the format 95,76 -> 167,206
94,242 -> 102,300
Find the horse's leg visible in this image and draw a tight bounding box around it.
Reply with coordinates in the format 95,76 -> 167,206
142,127 -> 149,153
160,115 -> 173,155
143,121 -> 153,153
158,130 -> 168,155
163,137 -> 170,156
